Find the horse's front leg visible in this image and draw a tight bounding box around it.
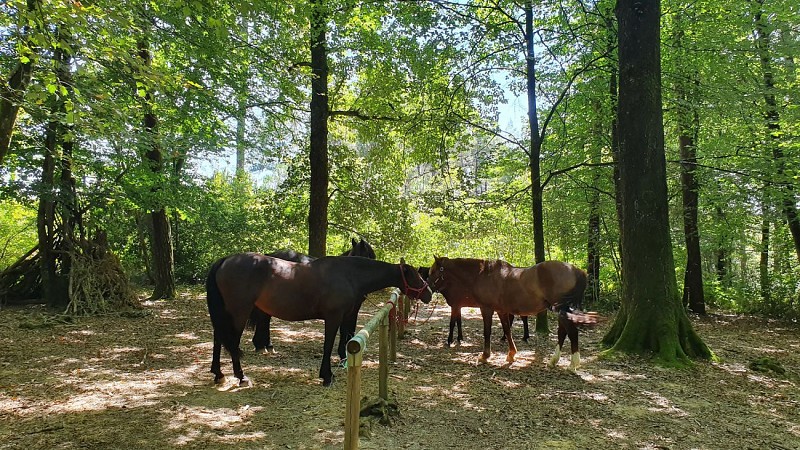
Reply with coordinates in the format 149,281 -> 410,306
499,313 -> 516,363
337,310 -> 358,361
251,310 -> 274,354
320,318 -> 340,386
447,307 -> 460,347
566,315 -> 580,371
549,313 -> 576,370
478,307 -> 494,363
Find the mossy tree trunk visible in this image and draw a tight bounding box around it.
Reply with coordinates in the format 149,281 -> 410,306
601,0 -> 711,363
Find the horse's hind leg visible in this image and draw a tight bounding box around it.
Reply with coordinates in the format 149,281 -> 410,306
521,315 -> 530,342
211,332 -> 225,384
548,315 -> 568,368
499,313 -> 517,363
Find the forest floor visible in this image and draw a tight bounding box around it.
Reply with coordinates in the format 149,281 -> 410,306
1,287 -> 799,450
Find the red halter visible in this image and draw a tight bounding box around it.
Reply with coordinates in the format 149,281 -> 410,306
400,265 -> 429,299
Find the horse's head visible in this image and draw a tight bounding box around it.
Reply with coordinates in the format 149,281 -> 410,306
427,255 -> 449,292
399,258 -> 432,303
345,237 -> 376,259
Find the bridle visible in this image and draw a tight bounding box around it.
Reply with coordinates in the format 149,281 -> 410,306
428,265 -> 445,293
400,265 -> 430,299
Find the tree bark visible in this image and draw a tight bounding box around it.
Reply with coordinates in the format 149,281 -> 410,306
601,0 -> 711,363
307,0 -> 329,258
137,29 -> 175,300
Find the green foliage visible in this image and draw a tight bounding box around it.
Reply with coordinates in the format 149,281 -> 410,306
0,0 -> 798,320
0,200 -> 37,269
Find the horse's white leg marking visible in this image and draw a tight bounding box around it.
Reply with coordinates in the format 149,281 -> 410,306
569,351 -> 581,371
548,345 -> 561,367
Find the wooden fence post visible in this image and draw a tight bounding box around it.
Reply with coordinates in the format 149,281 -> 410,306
344,290 -> 400,450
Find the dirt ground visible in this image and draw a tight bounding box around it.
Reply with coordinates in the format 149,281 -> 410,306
1,287 -> 799,450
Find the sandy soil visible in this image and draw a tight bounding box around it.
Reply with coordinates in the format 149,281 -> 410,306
1,287 -> 798,450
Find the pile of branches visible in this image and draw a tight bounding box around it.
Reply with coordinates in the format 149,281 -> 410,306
0,245 -> 42,305
65,235 -> 139,315
0,234 -> 139,315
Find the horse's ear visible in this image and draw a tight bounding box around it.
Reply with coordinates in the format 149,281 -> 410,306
400,257 -> 406,265
352,237 -> 357,246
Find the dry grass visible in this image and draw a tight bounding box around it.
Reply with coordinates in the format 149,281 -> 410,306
1,287 -> 799,449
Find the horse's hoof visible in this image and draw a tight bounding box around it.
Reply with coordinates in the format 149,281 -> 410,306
322,378 -> 334,387
238,377 -> 252,388
506,354 -> 516,363
214,376 -> 225,385
478,354 -> 489,364
548,357 -> 559,368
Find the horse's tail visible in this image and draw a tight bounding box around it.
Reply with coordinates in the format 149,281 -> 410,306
206,257 -> 242,359
560,267 -> 602,326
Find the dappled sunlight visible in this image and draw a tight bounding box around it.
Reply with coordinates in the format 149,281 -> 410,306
642,390 -> 688,417
581,369 -> 647,383
165,404 -> 267,446
588,419 -> 628,441
173,332 -> 202,342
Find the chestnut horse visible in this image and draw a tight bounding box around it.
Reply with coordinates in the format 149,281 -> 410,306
427,256 -> 598,370
207,253 -> 431,387
251,238 -> 376,357
419,265 -> 530,347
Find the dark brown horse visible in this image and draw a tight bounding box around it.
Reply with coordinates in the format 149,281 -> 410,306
251,238 -> 376,357
207,254 -> 431,387
427,256 -> 598,370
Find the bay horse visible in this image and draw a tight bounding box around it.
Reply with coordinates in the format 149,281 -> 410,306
251,238 -> 376,357
419,265 -> 530,347
207,253 -> 431,387
426,256 -> 599,370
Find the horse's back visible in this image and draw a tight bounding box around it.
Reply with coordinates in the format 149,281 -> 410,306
524,261 -> 584,299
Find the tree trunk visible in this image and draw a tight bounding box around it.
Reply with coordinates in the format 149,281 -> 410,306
760,210 -> 770,303
138,29 -> 175,300
0,0 -> 38,166
679,130 -> 704,314
37,108 -> 58,305
601,0 -> 711,363
524,0 -> 548,333
753,1 -> 800,264
585,100 -> 603,308
308,0 -> 329,258
36,28 -> 77,309
714,206 -> 728,285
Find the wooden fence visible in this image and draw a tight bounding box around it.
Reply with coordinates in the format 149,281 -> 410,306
343,289 -> 405,450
